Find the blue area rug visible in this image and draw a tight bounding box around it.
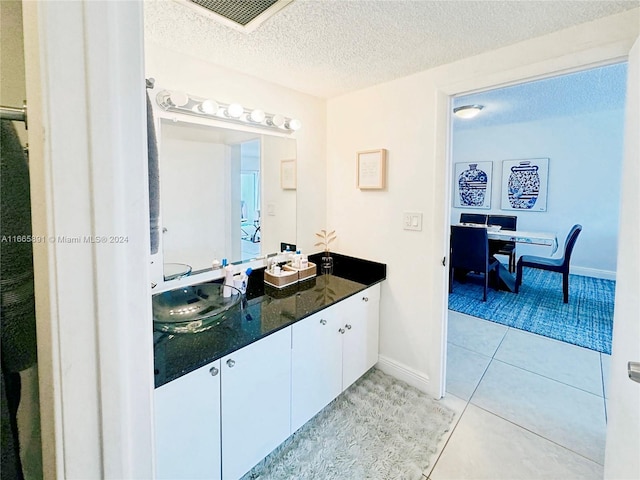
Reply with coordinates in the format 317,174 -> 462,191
448,268 -> 615,354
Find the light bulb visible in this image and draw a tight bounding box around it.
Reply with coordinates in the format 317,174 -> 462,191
199,99 -> 219,115
285,118 -> 302,131
169,91 -> 189,107
249,109 -> 265,123
269,114 -> 285,127
226,103 -> 244,118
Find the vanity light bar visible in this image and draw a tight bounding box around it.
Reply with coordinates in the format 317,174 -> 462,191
156,90 -> 302,133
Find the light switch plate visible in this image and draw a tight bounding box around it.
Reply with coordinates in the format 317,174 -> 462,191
403,212 -> 422,231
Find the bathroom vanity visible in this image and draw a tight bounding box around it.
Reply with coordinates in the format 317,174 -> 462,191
153,254 -> 386,480
149,87 -> 386,478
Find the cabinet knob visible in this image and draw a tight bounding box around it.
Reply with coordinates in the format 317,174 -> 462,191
362,296 -> 369,302
338,328 -> 345,334
209,366 -> 219,376
226,359 -> 236,368
345,324 -> 352,330
320,319 -> 327,325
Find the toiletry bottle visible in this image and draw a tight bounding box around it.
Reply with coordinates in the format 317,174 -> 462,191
285,246 -> 295,264
223,265 -> 234,297
242,268 -> 252,294
300,254 -> 308,269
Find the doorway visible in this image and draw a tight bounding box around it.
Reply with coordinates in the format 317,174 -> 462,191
240,138 -> 261,259
447,62 -> 625,349
439,63 -> 627,476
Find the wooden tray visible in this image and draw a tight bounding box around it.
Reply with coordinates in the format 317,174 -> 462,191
284,262 -> 317,281
264,269 -> 298,289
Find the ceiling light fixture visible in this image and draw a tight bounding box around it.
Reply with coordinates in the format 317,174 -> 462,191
249,109 -> 266,123
268,114 -> 285,128
225,103 -> 244,119
198,99 -> 219,115
285,118 -> 302,131
155,89 -> 301,133
453,104 -> 484,119
157,90 -> 190,109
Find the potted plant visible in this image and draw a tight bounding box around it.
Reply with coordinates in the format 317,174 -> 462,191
315,229 -> 336,275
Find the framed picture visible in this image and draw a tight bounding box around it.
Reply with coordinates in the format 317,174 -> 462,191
357,149 -> 387,189
453,161 -> 493,209
280,159 -> 296,190
501,158 -> 549,211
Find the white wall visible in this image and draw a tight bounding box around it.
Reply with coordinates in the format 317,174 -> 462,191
452,108 -> 625,277
262,135 -> 297,255
327,9 -> 639,397
144,42 -> 327,256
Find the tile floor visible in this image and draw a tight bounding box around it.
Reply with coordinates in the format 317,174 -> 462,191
425,310 -> 610,480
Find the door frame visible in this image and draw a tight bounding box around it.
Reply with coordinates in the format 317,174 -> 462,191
22,1 -> 154,478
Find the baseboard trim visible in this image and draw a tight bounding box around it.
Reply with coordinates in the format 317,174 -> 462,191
375,355 -> 433,395
572,267 -> 616,281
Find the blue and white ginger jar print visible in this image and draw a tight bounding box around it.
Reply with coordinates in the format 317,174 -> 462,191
508,161 -> 539,209
458,163 -> 488,207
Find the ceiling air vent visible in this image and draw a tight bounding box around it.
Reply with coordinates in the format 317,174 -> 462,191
177,0 -> 293,32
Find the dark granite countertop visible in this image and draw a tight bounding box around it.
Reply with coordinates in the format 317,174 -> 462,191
154,253 -> 386,388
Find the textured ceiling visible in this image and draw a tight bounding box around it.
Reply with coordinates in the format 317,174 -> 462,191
144,0 -> 638,99
452,61 -> 628,129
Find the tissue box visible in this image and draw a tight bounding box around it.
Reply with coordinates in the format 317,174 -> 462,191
264,268 -> 298,289
284,262 -> 317,281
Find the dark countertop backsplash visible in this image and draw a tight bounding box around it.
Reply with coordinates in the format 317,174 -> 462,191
154,253 -> 386,388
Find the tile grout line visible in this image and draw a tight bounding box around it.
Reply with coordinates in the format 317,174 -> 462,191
427,395 -> 472,479
491,356 -> 605,398
600,353 -> 608,422
484,357 -> 607,400
471,403 -> 606,467
430,327 -> 509,477
481,324 -> 606,397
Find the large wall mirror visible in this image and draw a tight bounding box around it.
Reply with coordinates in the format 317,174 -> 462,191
158,119 -> 297,281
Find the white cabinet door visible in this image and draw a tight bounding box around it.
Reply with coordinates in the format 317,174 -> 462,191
342,284 -> 381,389
291,305 -> 343,433
154,361 -> 221,480
221,327 -> 292,480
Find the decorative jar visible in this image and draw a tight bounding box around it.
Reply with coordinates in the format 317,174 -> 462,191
458,163 -> 488,207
